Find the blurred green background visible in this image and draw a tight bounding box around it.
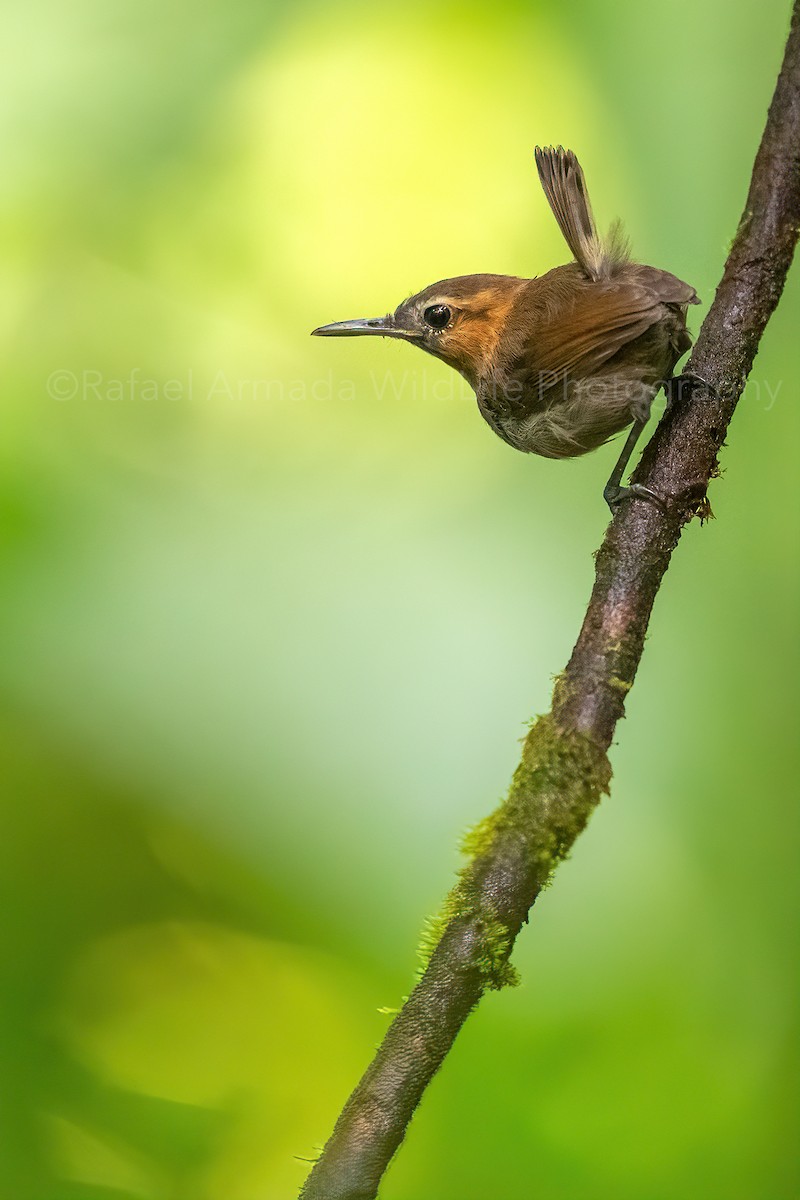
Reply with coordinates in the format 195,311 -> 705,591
1,0 -> 798,1197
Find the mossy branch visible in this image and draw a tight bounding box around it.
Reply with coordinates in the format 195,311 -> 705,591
299,6 -> 800,1197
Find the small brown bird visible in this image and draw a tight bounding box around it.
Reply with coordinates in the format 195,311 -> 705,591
312,146 -> 699,506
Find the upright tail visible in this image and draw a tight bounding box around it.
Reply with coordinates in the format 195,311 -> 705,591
534,145 -> 628,282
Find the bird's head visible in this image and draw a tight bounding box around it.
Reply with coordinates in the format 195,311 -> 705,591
311,274 -> 526,388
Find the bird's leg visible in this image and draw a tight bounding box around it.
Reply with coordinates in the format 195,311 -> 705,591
603,420 -> 664,511
604,373 -> 719,511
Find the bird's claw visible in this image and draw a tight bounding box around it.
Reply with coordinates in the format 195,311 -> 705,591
604,482 -> 667,513
663,372 -> 718,410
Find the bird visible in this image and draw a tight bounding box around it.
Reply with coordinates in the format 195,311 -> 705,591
311,146 -> 699,508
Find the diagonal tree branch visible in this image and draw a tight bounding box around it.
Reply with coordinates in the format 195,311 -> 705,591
299,6 -> 800,1197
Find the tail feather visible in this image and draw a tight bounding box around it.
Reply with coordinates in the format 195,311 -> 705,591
534,146 -> 628,281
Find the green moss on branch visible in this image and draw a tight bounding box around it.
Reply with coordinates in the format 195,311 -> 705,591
416,714 -> 611,990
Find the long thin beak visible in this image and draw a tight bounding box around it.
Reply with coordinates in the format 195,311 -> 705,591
311,315 -> 417,340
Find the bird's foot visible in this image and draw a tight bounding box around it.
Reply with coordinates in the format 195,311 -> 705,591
663,372 -> 718,410
604,482 -> 667,513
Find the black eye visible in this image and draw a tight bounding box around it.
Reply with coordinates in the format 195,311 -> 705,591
423,304 -> 452,330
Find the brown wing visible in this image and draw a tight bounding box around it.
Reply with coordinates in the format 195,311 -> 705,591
527,284 -> 667,391
631,265 -> 699,307
504,266 -> 698,401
